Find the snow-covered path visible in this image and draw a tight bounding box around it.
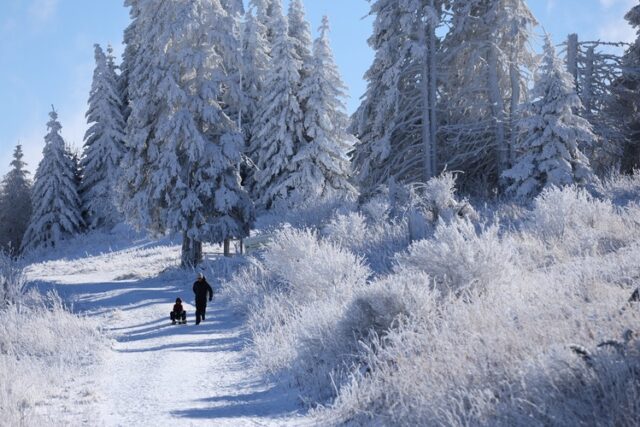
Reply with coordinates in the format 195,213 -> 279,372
26,239 -> 306,426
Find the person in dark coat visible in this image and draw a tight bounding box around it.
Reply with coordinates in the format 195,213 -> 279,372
170,297 -> 187,324
192,273 -> 213,325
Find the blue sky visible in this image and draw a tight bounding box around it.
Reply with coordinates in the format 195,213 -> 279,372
0,0 -> 637,175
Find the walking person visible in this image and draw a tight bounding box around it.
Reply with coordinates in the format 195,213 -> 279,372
193,272 -> 213,325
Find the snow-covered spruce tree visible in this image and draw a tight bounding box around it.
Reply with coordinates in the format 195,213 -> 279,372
610,2 -> 640,173
22,110 -> 84,252
218,0 -> 245,127
351,0 -> 447,196
282,16 -> 357,203
440,0 -> 537,190
250,1 -> 305,209
240,2 -> 272,187
69,146 -> 83,199
503,37 -> 596,198
118,0 -> 254,266
287,0 -> 313,80
81,44 -> 126,229
0,145 -> 32,255
119,0 -> 142,124
241,3 -> 271,136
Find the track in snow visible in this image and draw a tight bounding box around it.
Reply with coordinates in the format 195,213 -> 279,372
27,241 -> 307,426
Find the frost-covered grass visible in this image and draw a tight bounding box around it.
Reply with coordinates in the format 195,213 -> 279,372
224,173 -> 640,426
0,255 -> 107,426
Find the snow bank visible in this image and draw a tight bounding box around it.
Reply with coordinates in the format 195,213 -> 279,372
224,173 -> 640,425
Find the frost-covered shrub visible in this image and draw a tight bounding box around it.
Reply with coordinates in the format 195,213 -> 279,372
489,333 -> 640,426
255,195 -> 357,231
395,220 -> 516,296
0,291 -> 106,425
224,257 -> 275,315
530,185 -> 634,257
253,271 -> 439,407
601,169 -> 640,206
316,258 -> 640,426
0,252 -> 26,307
262,228 -> 370,303
323,209 -> 410,274
323,211 -> 369,251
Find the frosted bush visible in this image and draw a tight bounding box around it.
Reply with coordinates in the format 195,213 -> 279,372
396,220 -> 516,296
0,291 -> 106,426
255,195 -> 357,231
317,259 -> 640,426
530,185 -> 635,258
262,228 -> 370,303
601,169 -> 640,206
0,252 -> 26,307
323,211 -> 369,251
490,334 -> 640,426
323,209 -> 410,274
340,272 -> 436,343
223,257 -> 275,315
253,272 -> 438,407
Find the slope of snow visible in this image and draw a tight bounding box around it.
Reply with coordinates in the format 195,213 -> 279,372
25,231 -> 308,426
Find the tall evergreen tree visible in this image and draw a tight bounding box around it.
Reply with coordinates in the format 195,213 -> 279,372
250,0 -> 305,209
0,145 -> 32,255
219,0 -> 245,127
241,3 -> 272,186
118,0 -> 254,266
81,44 -> 126,229
283,16 -> 357,203
351,0 -> 447,195
611,2 -> 640,173
22,110 -> 84,252
440,0 -> 537,189
241,5 -> 271,133
503,37 -> 596,198
287,0 -> 313,80
120,0 -> 142,124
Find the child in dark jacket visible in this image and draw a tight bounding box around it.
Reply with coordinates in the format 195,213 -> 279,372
170,297 -> 187,324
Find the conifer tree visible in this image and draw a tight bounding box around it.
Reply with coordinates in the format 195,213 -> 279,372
0,145 -> 32,255
120,0 -> 142,123
22,109 -> 84,252
611,2 -> 640,173
81,44 -> 126,229
440,0 -> 537,189
119,0 -> 253,266
351,0 -> 447,194
250,0 -> 304,209
241,5 -> 271,134
503,37 -> 596,198
287,0 -> 313,80
283,16 -> 356,203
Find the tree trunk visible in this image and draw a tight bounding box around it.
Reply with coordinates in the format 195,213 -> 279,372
181,232 -> 203,267
428,0 -> 438,176
509,60 -> 521,165
566,34 -> 579,89
583,47 -> 595,113
419,21 -> 434,183
488,42 -> 507,178
223,238 -> 231,257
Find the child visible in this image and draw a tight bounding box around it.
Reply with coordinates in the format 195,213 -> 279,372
170,297 -> 187,324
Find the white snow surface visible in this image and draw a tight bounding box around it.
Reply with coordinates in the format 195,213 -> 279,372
25,230 -> 307,426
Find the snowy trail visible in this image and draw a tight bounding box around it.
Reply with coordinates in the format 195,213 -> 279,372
26,241 -> 306,426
